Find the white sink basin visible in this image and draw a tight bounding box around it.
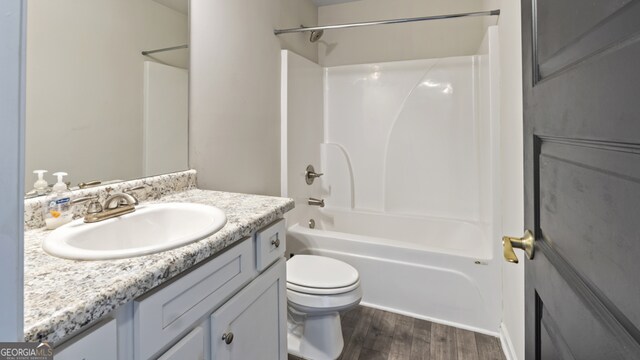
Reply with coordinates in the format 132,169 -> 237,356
43,203 -> 227,260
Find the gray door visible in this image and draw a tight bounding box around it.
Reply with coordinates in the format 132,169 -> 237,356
520,0 -> 640,359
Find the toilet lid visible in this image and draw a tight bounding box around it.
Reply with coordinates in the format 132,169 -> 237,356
287,255 -> 359,289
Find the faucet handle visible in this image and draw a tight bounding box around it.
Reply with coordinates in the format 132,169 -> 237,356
123,186 -> 146,205
124,185 -> 145,192
72,195 -> 103,214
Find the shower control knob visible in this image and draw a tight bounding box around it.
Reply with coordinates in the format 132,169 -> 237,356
305,165 -> 324,185
222,332 -> 234,344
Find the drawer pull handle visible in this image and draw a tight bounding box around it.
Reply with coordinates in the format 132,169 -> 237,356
222,332 -> 234,344
271,237 -> 281,248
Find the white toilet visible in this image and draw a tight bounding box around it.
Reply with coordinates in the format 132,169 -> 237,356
286,255 -> 362,360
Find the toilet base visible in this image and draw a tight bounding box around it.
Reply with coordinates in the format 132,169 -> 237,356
287,309 -> 344,360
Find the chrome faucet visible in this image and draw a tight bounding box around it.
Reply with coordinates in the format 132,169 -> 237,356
308,197 -> 325,207
72,186 -> 145,223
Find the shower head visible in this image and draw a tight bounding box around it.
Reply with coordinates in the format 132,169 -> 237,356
309,30 -> 324,43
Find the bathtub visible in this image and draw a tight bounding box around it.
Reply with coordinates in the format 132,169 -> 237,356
286,208 -> 501,335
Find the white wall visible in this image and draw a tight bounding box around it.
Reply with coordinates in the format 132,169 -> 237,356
318,0 -> 497,66
485,0 -> 526,359
0,0 -> 24,341
189,0 -> 318,196
280,51 -> 324,227
25,0 -> 187,188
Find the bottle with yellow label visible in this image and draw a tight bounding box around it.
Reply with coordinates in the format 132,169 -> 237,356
44,172 -> 73,230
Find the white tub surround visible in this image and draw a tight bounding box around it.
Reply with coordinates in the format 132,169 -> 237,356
23,179 -> 294,344
281,27 -> 501,335
280,51 -> 324,227
324,57 -> 481,218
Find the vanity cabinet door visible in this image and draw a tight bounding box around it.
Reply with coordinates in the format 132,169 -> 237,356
157,326 -> 204,360
55,319 -> 117,360
210,258 -> 287,360
134,239 -> 255,360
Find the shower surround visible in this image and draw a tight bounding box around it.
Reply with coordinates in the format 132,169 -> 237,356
282,27 -> 501,334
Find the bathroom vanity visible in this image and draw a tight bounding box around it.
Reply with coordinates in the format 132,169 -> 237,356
58,220 -> 286,360
22,171 -> 294,360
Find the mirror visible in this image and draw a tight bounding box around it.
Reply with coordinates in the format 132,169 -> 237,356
25,0 -> 189,197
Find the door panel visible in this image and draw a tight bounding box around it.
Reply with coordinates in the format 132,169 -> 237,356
539,140 -> 640,328
210,259 -> 287,360
533,243 -> 635,359
540,322 -> 567,360
522,0 -> 640,359
535,0 -> 639,78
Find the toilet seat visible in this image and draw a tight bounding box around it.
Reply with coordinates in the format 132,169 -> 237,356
286,255 -> 362,311
286,255 -> 359,292
287,285 -> 363,313
287,280 -> 360,295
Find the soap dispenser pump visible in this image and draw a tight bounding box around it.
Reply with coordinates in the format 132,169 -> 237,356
33,170 -> 49,195
44,172 -> 73,230
52,172 -> 69,193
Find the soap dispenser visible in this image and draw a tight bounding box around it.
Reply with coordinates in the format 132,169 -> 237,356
33,170 -> 49,195
44,172 -> 73,230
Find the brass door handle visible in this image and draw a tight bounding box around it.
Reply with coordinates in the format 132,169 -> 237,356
502,230 -> 535,264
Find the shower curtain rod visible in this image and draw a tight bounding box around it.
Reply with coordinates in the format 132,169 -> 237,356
274,9 -> 500,35
141,44 -> 188,56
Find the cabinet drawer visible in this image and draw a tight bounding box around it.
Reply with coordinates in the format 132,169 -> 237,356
255,219 -> 286,272
134,239 -> 255,360
55,318 -> 117,360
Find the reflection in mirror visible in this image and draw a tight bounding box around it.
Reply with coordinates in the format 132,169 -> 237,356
25,0 -> 189,198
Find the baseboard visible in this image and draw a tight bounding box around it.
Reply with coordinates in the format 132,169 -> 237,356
360,301 -> 500,337
499,322 -> 518,360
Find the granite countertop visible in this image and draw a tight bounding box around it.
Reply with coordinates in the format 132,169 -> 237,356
23,189 -> 294,344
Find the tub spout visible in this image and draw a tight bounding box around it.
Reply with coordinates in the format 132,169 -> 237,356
308,197 -> 325,207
